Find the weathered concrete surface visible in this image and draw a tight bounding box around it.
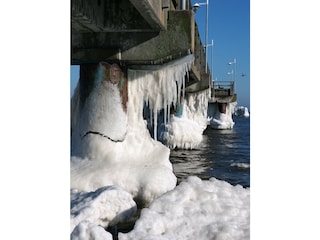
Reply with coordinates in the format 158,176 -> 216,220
209,94 -> 237,104
185,72 -> 210,93
72,10 -> 195,65
71,0 -> 211,93
71,0 -> 176,64
121,11 -> 194,63
192,22 -> 207,79
72,0 -> 165,32
72,32 -> 159,63
128,0 -> 169,30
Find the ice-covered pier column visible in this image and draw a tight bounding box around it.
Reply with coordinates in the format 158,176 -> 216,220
71,62 -> 177,206
208,81 -> 237,129
70,0 -> 215,205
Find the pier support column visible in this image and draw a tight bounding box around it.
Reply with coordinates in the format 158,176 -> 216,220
71,62 -> 128,157
218,102 -> 227,114
78,63 -> 128,111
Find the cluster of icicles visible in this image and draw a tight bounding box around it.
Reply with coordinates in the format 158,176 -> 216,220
127,55 -> 194,141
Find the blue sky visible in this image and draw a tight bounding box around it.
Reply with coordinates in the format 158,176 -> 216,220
71,0 -> 250,108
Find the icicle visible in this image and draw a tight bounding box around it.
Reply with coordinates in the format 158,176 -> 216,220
177,78 -> 182,105
164,100 -> 167,127
168,103 -> 171,124
183,70 -> 189,102
182,75 -> 185,102
150,107 -> 153,127
153,107 -> 157,141
167,103 -> 171,124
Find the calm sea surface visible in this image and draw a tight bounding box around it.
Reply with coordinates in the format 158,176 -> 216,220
170,116 -> 250,188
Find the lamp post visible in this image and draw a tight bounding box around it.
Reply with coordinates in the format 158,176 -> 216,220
228,58 -> 236,82
207,39 -> 214,81
193,0 -> 209,73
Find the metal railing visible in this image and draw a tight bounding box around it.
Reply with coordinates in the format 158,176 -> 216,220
212,81 -> 234,98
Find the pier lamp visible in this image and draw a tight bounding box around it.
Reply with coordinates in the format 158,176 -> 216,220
193,0 -> 209,73
227,70 -> 233,81
228,58 -> 237,82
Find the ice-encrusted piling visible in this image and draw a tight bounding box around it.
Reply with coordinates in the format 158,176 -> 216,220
128,55 -> 211,149
71,56 -> 195,206
71,63 -> 128,158
234,105 -> 250,117
163,89 -> 210,149
208,102 -> 236,129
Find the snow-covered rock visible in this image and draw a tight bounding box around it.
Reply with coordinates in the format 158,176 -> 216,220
70,186 -> 137,233
71,220 -> 113,240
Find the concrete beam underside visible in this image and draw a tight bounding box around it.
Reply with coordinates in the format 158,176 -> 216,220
72,11 -> 194,65
71,1 -> 210,93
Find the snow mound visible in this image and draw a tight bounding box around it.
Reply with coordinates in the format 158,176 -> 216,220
71,220 -> 113,240
70,186 -> 137,233
119,176 -> 250,240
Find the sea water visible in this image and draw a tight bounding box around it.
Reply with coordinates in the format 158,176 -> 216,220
170,116 -> 250,188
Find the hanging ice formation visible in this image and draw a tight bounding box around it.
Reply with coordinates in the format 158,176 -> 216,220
182,89 -> 210,131
127,54 -> 194,141
163,89 -> 210,149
